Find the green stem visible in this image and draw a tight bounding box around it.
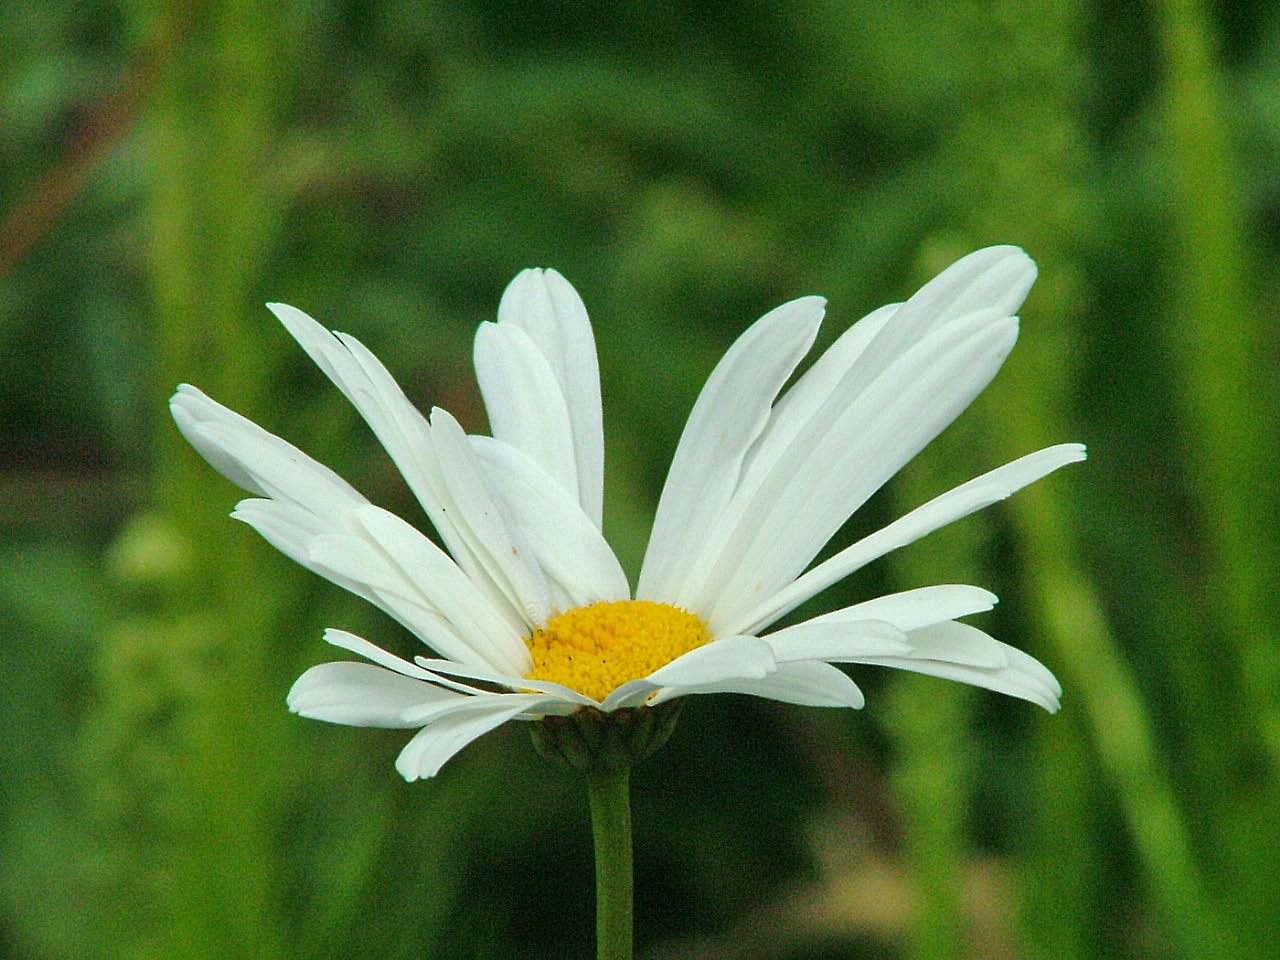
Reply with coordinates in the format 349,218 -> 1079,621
588,765 -> 634,960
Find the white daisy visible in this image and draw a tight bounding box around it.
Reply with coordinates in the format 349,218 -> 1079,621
171,246 -> 1083,782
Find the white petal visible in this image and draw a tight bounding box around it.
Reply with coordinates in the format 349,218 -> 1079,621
231,498 -> 330,573
854,246 -> 1035,378
304,532 -> 485,664
267,304 -> 521,623
323,628 -> 445,682
806,585 -> 998,633
496,268 -> 605,527
647,634 -> 776,685
900,621 -> 1011,669
738,302 -> 898,489
469,436 -> 629,608
637,296 -> 826,607
729,443 -> 1086,635
599,635 -> 778,710
287,662 -> 460,728
474,321 -> 580,502
232,499 -> 479,662
856,657 -> 1061,713
349,504 -> 531,674
649,660 -> 864,708
762,619 -> 910,662
413,656 -> 597,707
701,310 -> 1019,631
266,304 -> 441,515
171,385 -> 365,516
903,622 -> 1061,695
394,694 -> 560,781
845,621 -> 1061,712
429,408 -> 552,627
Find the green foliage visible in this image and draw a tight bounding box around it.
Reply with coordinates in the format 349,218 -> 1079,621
2,1 -> 1277,957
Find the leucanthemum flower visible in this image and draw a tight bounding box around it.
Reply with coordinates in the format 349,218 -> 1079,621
171,246 -> 1083,781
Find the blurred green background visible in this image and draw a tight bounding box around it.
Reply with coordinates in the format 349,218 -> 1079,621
2,1 -> 1278,957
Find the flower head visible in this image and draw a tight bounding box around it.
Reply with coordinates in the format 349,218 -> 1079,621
171,246 -> 1083,781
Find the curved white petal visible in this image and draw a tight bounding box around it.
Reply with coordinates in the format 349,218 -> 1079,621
496,268 -> 605,527
649,660 -> 864,708
232,499 -> 492,668
348,504 -> 531,674
429,408 -> 552,627
266,306 -> 446,526
266,304 -> 528,627
287,662 -> 460,728
647,634 -> 776,685
323,628 -> 450,681
846,621 -> 1061,712
474,321 -> 580,502
413,656 -> 597,707
637,296 -> 826,607
701,310 -> 1019,632
172,385 -> 365,516
728,443 -> 1086,635
303,531 -> 490,667
737,302 -> 898,493
763,619 -> 910,663
854,246 -> 1034,378
394,693 -> 564,781
806,585 -> 998,633
469,435 -> 629,609
858,657 -> 1060,713
599,635 -> 778,710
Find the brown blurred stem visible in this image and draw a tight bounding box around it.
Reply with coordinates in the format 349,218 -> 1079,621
0,4 -> 198,277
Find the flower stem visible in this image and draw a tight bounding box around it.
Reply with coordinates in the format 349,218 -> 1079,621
588,764 -> 633,960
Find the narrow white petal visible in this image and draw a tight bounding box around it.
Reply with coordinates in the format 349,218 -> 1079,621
738,302 -> 898,488
267,304 -> 523,623
638,296 -> 825,606
305,535 -> 477,661
287,662 -> 460,728
394,694 -> 561,781
843,621 -> 1061,712
232,499 -> 473,662
763,619 -> 910,662
323,628 -> 444,682
470,436 -> 629,608
649,660 -> 864,708
350,504 -> 531,674
899,621 -> 1011,669
267,304 -> 438,513
854,246 -> 1035,378
702,310 -> 1019,631
729,443 -> 1086,635
474,321 -> 580,501
429,408 -> 552,627
496,268 -> 605,527
647,634 -> 776,685
170,386 -> 266,497
806,585 -> 998,633
232,498 -> 330,574
171,385 -> 365,515
600,635 -> 778,710
413,656 -> 597,707
854,657 -> 1061,713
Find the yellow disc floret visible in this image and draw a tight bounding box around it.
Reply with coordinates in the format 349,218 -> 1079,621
525,600 -> 710,702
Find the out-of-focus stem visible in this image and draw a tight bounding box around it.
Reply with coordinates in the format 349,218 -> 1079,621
1153,0 -> 1280,769
884,413 -> 986,960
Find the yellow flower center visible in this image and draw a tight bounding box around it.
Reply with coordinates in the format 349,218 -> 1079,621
525,600 -> 710,702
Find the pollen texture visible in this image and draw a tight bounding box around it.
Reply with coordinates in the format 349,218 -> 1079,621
525,600 -> 710,702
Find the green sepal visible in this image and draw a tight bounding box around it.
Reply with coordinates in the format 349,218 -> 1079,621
530,701 -> 684,773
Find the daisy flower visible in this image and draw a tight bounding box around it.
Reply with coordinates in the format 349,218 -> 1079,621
171,246 -> 1083,782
